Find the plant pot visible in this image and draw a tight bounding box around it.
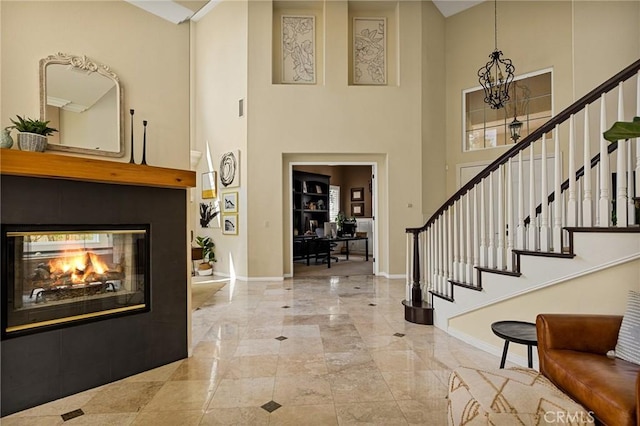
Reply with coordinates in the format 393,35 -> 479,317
197,263 -> 213,276
18,132 -> 47,152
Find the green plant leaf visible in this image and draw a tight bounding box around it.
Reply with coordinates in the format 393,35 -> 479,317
603,116 -> 640,142
8,115 -> 58,136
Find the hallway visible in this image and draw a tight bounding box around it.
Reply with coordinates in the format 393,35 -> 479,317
4,276 -> 502,425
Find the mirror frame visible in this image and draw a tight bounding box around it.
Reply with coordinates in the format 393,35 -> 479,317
40,52 -> 125,157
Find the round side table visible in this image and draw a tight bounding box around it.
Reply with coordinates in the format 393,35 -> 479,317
491,320 -> 537,368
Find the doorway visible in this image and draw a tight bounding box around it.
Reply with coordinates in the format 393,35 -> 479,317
290,162 -> 377,277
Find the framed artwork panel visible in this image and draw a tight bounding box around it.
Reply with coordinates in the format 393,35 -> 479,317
202,171 -> 217,199
353,17 -> 387,85
282,15 -> 316,84
351,187 -> 364,201
219,150 -> 240,188
351,203 -> 364,217
222,192 -> 238,213
222,214 -> 238,235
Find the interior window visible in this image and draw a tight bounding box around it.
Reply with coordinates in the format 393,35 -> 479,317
329,185 -> 340,222
463,70 -> 552,151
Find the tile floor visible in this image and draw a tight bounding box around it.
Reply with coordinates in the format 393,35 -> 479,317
3,275 -> 503,425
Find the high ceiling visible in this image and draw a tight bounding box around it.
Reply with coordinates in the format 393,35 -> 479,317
126,0 -> 485,24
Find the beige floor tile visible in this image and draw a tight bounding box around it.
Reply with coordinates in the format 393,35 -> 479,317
200,407 -> 270,425
223,354 -> 279,379
130,410 -> 203,426
324,351 -> 377,374
234,338 -> 281,356
361,334 -> 412,352
65,413 -> 137,425
278,336 -> 324,354
208,377 -> 275,409
381,370 -> 448,400
169,357 -> 228,383
0,416 -> 65,425
143,381 -> 215,412
371,350 -> 429,372
276,353 -> 328,377
191,340 -> 239,360
273,376 -> 333,406
124,361 -> 183,383
81,381 -> 164,414
335,401 -> 408,425
268,404 -> 338,426
321,335 -> 368,353
280,324 -> 321,338
241,325 -> 284,339
396,398 -> 449,425
328,371 -> 395,403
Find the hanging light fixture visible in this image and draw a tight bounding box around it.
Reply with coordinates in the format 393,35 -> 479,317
509,81 -> 523,142
477,0 -> 515,110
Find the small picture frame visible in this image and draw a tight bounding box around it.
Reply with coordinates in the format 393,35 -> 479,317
222,192 -> 238,213
351,203 -> 364,217
222,214 -> 238,235
202,171 -> 217,199
351,187 -> 364,201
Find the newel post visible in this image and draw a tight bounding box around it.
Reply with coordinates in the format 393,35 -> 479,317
411,230 -> 422,306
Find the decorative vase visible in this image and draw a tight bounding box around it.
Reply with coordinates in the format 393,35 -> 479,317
1,127 -> 13,149
17,132 -> 47,152
197,264 -> 213,276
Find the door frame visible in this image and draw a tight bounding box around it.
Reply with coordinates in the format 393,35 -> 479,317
287,161 -> 379,277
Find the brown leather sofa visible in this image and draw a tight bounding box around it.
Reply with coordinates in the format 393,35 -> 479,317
536,314 -> 640,426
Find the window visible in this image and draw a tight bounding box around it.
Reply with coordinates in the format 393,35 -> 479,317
463,69 -> 552,151
329,185 -> 340,222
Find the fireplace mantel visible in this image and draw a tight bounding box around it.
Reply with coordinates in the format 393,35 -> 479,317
0,149 -> 195,189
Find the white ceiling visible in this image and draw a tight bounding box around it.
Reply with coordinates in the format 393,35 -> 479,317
432,0 -> 485,18
127,0 -> 484,24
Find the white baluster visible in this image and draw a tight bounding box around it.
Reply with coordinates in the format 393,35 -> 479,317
437,216 -> 443,294
459,195 -> 466,282
506,158 -> 514,271
583,105 -> 593,226
466,192 -> 473,283
616,82 -> 628,227
452,203 -> 459,282
427,227 -> 433,292
480,179 -> 487,266
447,208 -> 453,297
528,143 -> 537,250
599,93 -> 611,226
567,114 -> 577,226
553,126 -> 563,252
635,71 -> 640,219
406,233 -> 411,301
627,139 -> 635,225
517,151 -> 525,249
473,186 -> 479,286
497,165 -> 505,269
540,133 -> 550,251
595,162 -> 601,226
488,172 -> 495,268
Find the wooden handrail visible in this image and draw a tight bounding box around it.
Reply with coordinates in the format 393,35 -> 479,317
407,58 -> 640,234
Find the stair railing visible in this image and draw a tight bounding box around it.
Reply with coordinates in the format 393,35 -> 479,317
406,59 -> 640,305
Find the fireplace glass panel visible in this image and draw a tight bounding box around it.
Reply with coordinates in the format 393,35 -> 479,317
3,225 -> 149,337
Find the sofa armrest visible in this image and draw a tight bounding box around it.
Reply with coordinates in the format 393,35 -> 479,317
536,314 -> 622,355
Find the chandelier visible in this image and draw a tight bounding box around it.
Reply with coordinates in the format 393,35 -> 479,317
477,0 -> 515,110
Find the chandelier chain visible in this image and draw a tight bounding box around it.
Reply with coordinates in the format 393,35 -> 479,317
494,0 -> 498,51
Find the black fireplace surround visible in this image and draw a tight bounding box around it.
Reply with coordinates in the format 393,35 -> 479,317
0,176 -> 188,416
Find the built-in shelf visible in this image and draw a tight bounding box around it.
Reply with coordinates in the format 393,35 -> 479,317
0,149 -> 196,189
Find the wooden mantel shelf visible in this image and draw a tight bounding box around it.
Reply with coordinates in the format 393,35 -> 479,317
0,149 -> 196,189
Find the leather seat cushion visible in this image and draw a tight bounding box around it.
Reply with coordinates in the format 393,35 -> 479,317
542,349 -> 639,426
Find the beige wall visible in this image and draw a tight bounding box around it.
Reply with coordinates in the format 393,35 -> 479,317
247,1 -> 426,277
449,259 -> 640,359
443,1 -> 640,196
1,0 -> 191,170
192,0 -> 249,278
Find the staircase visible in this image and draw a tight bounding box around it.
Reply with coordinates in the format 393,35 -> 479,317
404,59 -> 640,336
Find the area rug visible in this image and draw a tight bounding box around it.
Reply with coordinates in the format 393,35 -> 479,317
192,280 -> 227,310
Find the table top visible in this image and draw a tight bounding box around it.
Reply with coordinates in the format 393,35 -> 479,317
491,321 -> 537,346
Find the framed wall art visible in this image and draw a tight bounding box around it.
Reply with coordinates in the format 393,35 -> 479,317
222,214 -> 238,235
351,187 -> 364,201
351,203 -> 364,217
219,150 -> 240,188
353,17 -> 386,85
202,171 -> 217,199
222,192 -> 238,213
199,201 -> 220,228
282,15 -> 316,84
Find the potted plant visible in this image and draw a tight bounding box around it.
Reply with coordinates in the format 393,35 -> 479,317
195,236 -> 216,276
8,115 -> 58,152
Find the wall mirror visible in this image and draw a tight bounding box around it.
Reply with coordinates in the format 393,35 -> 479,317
39,52 -> 125,157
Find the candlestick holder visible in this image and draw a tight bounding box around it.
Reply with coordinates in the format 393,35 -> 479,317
141,120 -> 148,165
129,109 -> 135,164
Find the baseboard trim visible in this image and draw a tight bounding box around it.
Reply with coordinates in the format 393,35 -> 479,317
447,327 -> 535,369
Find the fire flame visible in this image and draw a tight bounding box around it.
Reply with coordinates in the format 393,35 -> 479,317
48,251 -> 109,284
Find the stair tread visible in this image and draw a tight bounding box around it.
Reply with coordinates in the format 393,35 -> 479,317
512,249 -> 575,259
429,290 -> 454,302
475,266 -> 521,277
449,279 -> 482,291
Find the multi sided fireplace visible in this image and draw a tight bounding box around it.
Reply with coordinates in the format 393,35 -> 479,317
1,224 -> 150,338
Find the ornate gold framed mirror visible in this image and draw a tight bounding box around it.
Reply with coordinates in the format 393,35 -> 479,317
39,52 -> 125,157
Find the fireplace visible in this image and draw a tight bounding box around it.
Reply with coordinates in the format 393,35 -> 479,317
2,224 -> 150,338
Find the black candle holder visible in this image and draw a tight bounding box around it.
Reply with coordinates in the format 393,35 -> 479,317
129,109 -> 135,164
141,120 -> 148,165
